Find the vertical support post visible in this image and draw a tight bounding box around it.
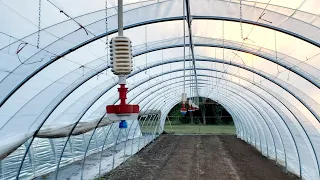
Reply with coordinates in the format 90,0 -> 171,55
151,113 -> 159,139
24,141 -> 35,178
183,0 -> 186,92
144,114 -> 156,146
131,121 -> 140,156
148,114 -> 157,142
80,114 -> 108,180
49,139 -> 57,167
68,138 -> 75,162
0,158 -> 3,180
112,127 -> 122,170
137,114 -> 150,151
153,113 -> 161,138
98,124 -> 115,177
123,121 -> 135,162
131,115 -> 146,156
167,117 -> 174,133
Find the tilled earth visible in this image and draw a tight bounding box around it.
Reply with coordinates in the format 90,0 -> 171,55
103,134 -> 298,180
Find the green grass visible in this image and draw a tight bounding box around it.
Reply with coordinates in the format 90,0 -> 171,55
164,124 -> 236,135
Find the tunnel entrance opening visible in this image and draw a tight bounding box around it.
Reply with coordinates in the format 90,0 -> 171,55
167,97 -> 233,125
168,97 -> 234,125
165,97 -> 235,135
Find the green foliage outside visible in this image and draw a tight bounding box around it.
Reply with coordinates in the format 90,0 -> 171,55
167,103 -> 184,122
167,97 -> 233,125
164,125 -> 236,135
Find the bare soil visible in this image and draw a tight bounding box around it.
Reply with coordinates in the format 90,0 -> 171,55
102,134 -> 298,180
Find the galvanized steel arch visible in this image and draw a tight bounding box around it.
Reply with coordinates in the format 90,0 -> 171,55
8,54 -> 314,173
122,75 -> 293,163
134,84 -> 280,162
2,1 -> 320,109
138,82 -> 273,156
16,59 -> 314,177
130,72 -> 319,175
134,75 -> 320,178
15,58 -> 319,178
131,81 -> 303,176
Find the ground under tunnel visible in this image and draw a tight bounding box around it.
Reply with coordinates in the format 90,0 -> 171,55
102,134 -> 297,180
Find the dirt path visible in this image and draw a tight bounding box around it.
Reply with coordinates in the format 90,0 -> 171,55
219,135 -> 297,180
103,135 -> 297,180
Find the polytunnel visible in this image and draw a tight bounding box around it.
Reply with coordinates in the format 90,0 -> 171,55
0,0 -> 319,179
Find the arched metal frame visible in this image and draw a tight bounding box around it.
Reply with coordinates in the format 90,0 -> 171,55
160,94 -> 257,153
7,52 -> 319,172
5,28 -> 319,173
132,83 -> 263,150
133,41 -> 319,88
132,81 -> 262,149
92,81 -> 278,173
92,71 -> 320,177
134,72 -> 317,173
158,94 -> 250,146
17,60 -> 319,179
145,85 -> 265,152
55,82 -> 199,179
2,7 -> 319,109
128,80 -> 304,176
132,57 -> 319,122
5,33 -> 317,141
81,86 -> 176,179
127,75 -> 292,159
60,81 -> 262,179
78,79 -> 186,178
6,3 -> 319,178
154,87 -> 274,157
6,35 -> 314,140
23,55 -> 319,143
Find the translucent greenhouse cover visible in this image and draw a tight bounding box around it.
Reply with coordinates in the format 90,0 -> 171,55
0,0 -> 320,179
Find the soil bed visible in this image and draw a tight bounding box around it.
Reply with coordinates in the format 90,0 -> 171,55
103,134 -> 298,180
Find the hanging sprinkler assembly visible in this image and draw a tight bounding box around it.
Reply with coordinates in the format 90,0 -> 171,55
193,103 -> 199,111
106,0 -> 139,128
180,0 -> 187,116
188,99 -> 194,112
180,93 -> 187,115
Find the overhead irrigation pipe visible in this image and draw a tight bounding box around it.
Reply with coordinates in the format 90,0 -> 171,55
184,0 -> 199,98
183,0 -> 186,94
118,0 -> 123,36
180,0 -> 188,115
181,1 -> 191,105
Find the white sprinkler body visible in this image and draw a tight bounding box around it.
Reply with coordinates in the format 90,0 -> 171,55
110,36 -> 133,76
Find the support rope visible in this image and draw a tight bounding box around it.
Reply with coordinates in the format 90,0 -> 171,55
105,0 -> 109,75
37,0 -> 41,49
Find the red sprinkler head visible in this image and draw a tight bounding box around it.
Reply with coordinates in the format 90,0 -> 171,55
180,103 -> 187,115
106,84 -> 139,121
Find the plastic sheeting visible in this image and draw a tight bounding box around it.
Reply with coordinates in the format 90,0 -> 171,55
0,0 -> 320,179
1,120 -> 144,180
